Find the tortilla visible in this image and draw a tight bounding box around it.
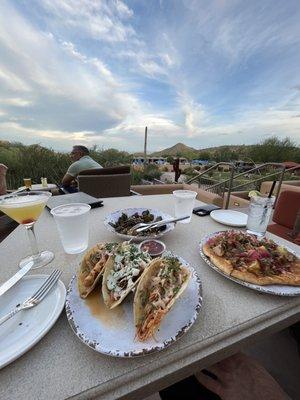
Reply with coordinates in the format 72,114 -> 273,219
102,242 -> 152,309
134,256 -> 191,341
78,243 -> 116,298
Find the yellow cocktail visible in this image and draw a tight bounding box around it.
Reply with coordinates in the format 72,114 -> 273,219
0,191 -> 54,269
0,194 -> 47,225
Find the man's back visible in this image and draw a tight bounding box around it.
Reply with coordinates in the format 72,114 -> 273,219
67,156 -> 102,178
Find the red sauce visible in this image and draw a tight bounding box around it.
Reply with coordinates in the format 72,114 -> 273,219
141,240 -> 165,256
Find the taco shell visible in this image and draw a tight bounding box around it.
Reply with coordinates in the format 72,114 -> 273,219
78,243 -> 114,298
134,257 -> 191,341
102,243 -> 151,309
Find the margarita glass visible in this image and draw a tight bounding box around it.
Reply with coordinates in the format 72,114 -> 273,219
0,191 -> 54,269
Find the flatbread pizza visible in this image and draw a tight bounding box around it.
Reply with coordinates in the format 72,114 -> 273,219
78,242 -> 117,298
203,231 -> 300,286
134,256 -> 191,341
102,242 -> 152,309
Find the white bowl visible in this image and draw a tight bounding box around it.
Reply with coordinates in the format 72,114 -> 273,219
139,239 -> 166,257
103,208 -> 175,242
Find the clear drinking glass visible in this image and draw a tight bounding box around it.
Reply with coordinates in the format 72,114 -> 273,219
51,203 -> 91,254
173,190 -> 197,223
246,196 -> 275,237
0,191 -> 54,269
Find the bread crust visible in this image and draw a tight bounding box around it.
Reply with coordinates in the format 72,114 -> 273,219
202,243 -> 233,275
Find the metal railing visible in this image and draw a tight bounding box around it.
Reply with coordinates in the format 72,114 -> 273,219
185,162 -> 298,209
210,163 -> 284,191
208,163 -> 286,208
186,162 -> 235,209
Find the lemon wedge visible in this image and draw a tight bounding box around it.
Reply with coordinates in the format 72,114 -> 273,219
248,190 -> 261,198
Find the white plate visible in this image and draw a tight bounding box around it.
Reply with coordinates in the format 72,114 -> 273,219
104,207 -> 175,242
0,275 -> 66,369
199,231 -> 300,297
66,253 -> 202,357
210,210 -> 248,227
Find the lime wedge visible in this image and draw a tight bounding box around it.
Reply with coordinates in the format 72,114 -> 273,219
248,190 -> 261,198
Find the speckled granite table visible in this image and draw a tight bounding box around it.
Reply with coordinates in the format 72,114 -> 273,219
0,195 -> 299,400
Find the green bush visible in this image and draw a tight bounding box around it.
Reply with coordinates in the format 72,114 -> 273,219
131,164 -> 162,185
1,142 -> 131,189
2,142 -> 69,189
89,147 -> 131,167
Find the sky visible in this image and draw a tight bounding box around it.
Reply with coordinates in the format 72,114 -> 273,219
0,0 -> 300,153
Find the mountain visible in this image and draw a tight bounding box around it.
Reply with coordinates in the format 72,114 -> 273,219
151,143 -> 198,156
132,142 -> 256,159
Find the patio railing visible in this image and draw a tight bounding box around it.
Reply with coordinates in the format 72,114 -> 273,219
186,162 -> 235,209
185,162 -> 299,209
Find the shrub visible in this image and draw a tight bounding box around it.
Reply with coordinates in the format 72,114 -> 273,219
131,164 -> 162,185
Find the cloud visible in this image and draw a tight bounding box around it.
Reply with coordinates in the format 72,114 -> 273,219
0,1 -> 143,134
0,97 -> 33,107
37,0 -> 135,42
0,0 -> 299,152
177,93 -> 209,136
0,121 -> 122,149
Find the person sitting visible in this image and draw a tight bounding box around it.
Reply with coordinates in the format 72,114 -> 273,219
0,164 -> 8,195
61,145 -> 102,193
195,353 -> 289,400
160,352 -> 289,400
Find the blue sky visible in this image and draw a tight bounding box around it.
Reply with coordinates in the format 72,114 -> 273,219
0,0 -> 299,152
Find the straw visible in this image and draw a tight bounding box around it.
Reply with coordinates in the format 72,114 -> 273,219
260,180 -> 276,226
268,180 -> 276,198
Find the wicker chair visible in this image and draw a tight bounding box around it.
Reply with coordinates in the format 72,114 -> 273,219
77,166 -> 132,198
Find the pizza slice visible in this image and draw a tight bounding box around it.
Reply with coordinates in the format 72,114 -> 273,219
203,231 -> 300,286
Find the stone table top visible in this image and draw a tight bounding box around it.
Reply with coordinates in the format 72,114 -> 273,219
0,194 -> 299,400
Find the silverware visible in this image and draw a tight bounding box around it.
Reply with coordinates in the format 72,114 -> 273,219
11,187 -> 29,195
0,269 -> 61,326
134,215 -> 190,233
0,261 -> 34,297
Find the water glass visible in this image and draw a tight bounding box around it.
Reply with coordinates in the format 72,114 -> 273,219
51,203 -> 91,254
173,190 -> 197,223
246,196 -> 275,237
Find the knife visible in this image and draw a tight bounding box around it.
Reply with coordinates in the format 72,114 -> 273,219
0,261 -> 34,297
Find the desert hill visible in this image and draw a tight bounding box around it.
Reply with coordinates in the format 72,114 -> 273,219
151,142 -> 198,156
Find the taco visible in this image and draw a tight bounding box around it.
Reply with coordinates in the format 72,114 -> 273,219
78,242 -> 117,298
102,242 -> 152,309
134,256 -> 191,341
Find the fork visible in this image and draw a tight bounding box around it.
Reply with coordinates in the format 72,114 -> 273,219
0,269 -> 61,326
132,215 -> 190,234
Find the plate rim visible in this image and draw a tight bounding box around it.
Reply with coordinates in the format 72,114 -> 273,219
65,254 -> 203,357
103,207 -> 175,241
199,230 -> 300,297
210,210 -> 248,227
0,274 -> 66,369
